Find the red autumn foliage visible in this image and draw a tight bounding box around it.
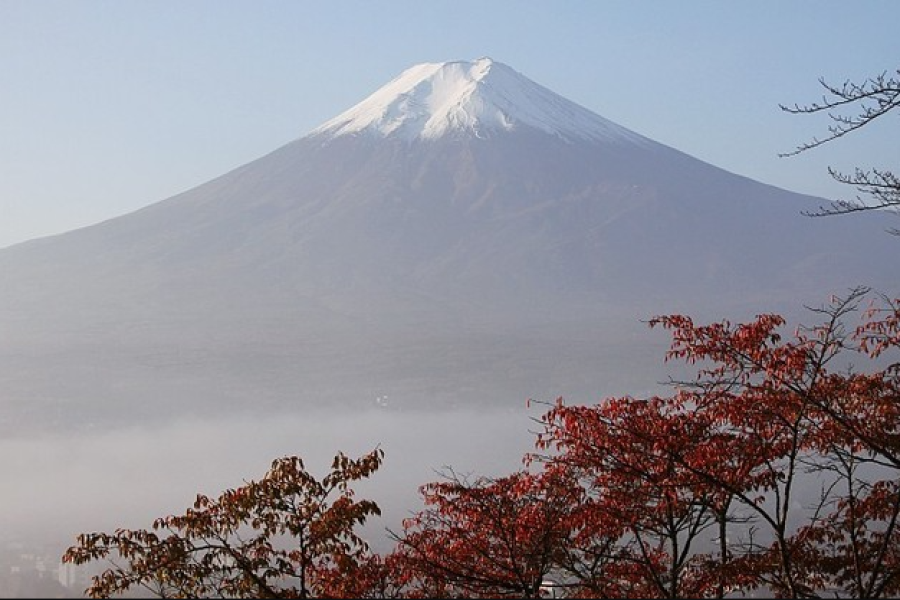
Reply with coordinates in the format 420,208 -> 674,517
63,449 -> 384,598
386,467 -> 583,598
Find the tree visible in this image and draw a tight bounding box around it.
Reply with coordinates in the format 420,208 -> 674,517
534,396 -> 739,599
388,467 -> 582,598
780,68 -> 900,231
537,289 -> 900,598
62,449 -> 384,599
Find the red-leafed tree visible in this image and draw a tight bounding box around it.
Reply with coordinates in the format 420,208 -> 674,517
387,467 -> 585,598
62,449 -> 383,599
533,394 -> 747,599
535,288 -> 900,598
651,288 -> 900,597
645,311 -> 835,596
314,550 -> 413,599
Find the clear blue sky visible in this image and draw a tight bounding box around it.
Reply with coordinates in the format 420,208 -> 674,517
1,1 -> 897,249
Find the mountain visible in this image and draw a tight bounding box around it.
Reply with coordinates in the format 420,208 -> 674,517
0,58 -> 896,432
311,58 -> 647,143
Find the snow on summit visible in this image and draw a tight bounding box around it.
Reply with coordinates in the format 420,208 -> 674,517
311,58 -> 647,143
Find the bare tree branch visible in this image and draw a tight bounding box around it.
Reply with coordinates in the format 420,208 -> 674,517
780,69 -> 900,232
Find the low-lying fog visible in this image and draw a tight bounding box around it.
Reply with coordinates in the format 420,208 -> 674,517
0,407 -> 538,556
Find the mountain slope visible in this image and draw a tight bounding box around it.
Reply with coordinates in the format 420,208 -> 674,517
0,58 -> 896,430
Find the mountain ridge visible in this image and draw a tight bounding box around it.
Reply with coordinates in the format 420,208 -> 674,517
310,58 -> 648,144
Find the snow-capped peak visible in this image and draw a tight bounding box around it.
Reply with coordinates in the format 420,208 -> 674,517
309,58 -> 647,144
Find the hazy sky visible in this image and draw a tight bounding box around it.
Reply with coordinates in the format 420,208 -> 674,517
1,1 -> 897,249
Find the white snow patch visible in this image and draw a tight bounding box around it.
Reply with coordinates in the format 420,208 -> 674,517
310,57 -> 648,144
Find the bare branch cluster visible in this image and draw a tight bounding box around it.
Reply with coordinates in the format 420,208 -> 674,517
780,71 -> 900,155
781,69 -> 900,230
